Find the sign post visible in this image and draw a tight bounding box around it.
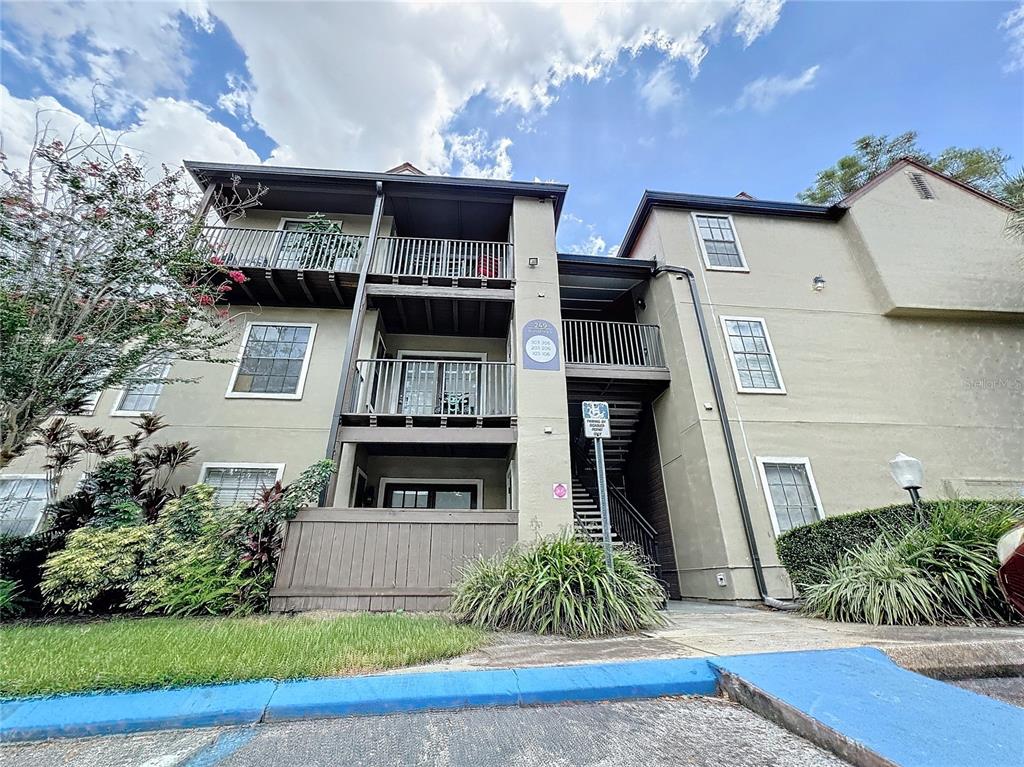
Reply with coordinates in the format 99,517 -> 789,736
582,401 -> 614,571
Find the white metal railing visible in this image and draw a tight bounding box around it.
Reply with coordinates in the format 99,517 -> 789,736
348,359 -> 515,416
562,320 -> 666,367
369,236 -> 513,280
201,226 -> 368,271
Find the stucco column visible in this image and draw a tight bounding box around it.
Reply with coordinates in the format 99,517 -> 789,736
511,196 -> 573,539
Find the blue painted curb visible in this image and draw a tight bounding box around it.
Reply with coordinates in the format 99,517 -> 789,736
710,647 -> 1024,767
0,681 -> 276,743
263,658 -> 718,721
0,658 -> 718,742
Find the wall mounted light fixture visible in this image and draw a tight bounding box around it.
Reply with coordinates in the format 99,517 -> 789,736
812,275 -> 827,291
528,257 -> 539,268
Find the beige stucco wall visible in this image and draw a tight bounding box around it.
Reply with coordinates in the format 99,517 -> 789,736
381,333 -> 508,361
225,209 -> 396,237
634,190 -> 1024,601
4,306 -> 359,497
844,170 -> 1023,316
511,196 -> 574,538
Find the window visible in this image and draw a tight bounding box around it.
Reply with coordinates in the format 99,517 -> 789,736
227,323 -> 316,399
692,213 -> 747,270
112,357 -> 171,415
200,464 -> 284,506
756,458 -> 824,534
720,316 -> 785,394
379,479 -> 482,509
0,476 -> 48,536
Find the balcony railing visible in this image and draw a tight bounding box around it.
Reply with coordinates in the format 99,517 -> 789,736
201,226 -> 368,271
369,236 -> 513,281
562,320 -> 666,368
348,359 -> 515,417
201,227 -> 514,283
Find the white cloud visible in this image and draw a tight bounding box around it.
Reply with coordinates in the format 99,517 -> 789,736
217,73 -> 256,129
639,62 -> 684,113
563,213 -> 612,256
733,0 -> 785,47
3,1 -> 785,177
445,131 -> 514,180
733,64 -> 819,112
2,2 -> 212,121
1001,2 -> 1024,73
0,85 -> 259,176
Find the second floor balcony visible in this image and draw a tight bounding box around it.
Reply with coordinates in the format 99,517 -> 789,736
342,358 -> 516,439
562,319 -> 670,391
201,226 -> 514,307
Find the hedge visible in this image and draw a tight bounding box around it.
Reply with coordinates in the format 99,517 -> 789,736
776,499 -> 1024,591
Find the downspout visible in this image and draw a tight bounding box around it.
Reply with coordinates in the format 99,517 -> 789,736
322,181 -> 386,505
651,264 -> 797,611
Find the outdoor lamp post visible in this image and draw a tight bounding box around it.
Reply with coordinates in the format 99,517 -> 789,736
889,452 -> 924,521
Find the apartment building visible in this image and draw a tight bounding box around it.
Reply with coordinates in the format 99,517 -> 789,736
2,158 -> 1021,607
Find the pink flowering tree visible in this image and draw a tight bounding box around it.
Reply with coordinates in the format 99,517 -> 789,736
0,124 -> 264,467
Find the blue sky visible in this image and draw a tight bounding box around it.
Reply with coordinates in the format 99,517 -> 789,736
2,1 -> 1021,253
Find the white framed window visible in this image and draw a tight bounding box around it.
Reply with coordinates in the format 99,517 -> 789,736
692,212 -> 748,271
377,478 -> 483,510
720,316 -> 785,394
226,322 -> 317,399
111,357 -> 172,416
756,457 -> 824,535
200,463 -> 285,506
0,475 -> 48,536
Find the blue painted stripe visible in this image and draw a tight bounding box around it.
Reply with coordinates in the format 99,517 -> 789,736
263,658 -> 718,721
0,681 -> 276,742
181,728 -> 259,767
710,647 -> 1024,767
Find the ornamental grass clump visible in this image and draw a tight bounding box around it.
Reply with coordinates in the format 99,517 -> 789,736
451,534 -> 666,638
801,499 -> 1021,626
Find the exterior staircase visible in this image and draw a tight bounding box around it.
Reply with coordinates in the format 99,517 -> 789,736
572,478 -> 622,547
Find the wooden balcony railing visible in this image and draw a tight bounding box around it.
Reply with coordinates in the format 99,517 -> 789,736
562,320 -> 666,367
201,226 -> 368,271
369,237 -> 513,280
348,359 -> 515,417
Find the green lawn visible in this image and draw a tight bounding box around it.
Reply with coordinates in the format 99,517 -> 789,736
0,614 -> 488,698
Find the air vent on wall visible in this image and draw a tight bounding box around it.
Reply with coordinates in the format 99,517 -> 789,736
908,172 -> 935,200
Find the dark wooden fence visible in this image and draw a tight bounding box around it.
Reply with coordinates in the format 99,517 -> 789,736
269,508 -> 518,612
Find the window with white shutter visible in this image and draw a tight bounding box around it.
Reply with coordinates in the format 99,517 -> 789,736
200,465 -> 284,506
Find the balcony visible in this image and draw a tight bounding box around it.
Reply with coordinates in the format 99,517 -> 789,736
341,358 -> 516,444
562,320 -> 670,395
201,226 -> 514,311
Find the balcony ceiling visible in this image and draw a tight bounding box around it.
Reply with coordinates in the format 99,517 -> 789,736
558,253 -> 656,313
186,160 -> 566,242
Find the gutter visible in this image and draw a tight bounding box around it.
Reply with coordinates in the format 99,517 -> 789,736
651,265 -> 797,611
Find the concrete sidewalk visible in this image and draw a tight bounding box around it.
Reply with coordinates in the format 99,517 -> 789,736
402,600 -> 1024,674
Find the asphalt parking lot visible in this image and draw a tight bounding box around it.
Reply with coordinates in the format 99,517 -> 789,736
0,697 -> 847,767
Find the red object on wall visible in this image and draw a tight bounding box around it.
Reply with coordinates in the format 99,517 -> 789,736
997,525 -> 1024,618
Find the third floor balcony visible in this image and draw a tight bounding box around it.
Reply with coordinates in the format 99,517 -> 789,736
201,225 -> 514,307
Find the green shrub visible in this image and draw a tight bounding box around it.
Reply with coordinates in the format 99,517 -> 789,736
0,531 -> 65,614
776,498 -> 1023,590
40,526 -> 155,613
0,578 -> 25,620
451,534 -> 666,638
801,499 -> 1020,625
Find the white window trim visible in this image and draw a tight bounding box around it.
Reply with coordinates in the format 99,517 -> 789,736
225,321 -> 317,400
755,456 -> 825,536
691,212 -> 749,272
276,216 -> 342,231
110,360 -> 173,417
199,463 -> 286,500
719,315 -> 786,395
0,474 -> 48,536
377,477 -> 484,509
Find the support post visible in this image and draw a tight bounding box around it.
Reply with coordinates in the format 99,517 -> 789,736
594,436 -> 614,571
323,182 -> 385,505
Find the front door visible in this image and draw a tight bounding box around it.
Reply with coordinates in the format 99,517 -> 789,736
383,483 -> 478,509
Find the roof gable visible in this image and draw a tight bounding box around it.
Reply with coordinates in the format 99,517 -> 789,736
840,158 -> 1012,211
